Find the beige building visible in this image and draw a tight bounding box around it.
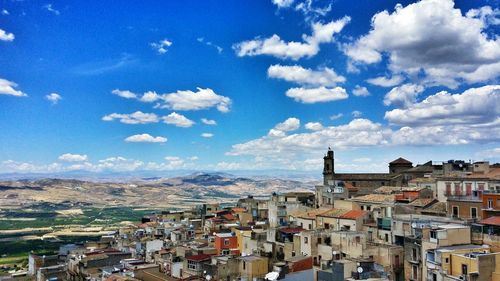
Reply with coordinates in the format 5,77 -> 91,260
444,252 -> 500,281
238,255 -> 269,280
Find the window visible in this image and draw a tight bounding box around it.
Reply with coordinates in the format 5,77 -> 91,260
466,183 -> 472,196
385,233 -> 389,242
471,207 -> 477,219
445,257 -> 449,263
224,239 -> 230,245
222,249 -> 230,255
432,273 -> 437,281
488,199 -> 493,209
317,238 -> 322,244
304,237 -> 308,244
243,261 -> 246,270
361,206 -> 364,210
412,265 -> 418,279
412,248 -> 417,260
462,264 -> 468,275
367,206 -> 371,211
325,223 -> 330,229
352,182 -> 357,187
430,230 -> 437,239
355,236 -> 360,243
308,224 -> 312,230
445,182 -> 452,195
452,206 -> 459,218
187,260 -> 197,270
454,183 -> 461,195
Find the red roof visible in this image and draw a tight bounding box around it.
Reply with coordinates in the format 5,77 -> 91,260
480,216 -> 500,226
339,210 -> 368,220
222,213 -> 236,221
279,227 -> 303,234
186,254 -> 212,262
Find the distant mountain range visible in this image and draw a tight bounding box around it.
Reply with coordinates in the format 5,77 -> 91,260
0,173 -> 318,208
0,169 -> 321,182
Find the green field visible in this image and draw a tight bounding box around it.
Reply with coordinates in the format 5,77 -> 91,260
0,205 -> 170,230
0,205 -> 172,262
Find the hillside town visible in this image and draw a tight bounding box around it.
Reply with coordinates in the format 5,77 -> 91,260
4,148 -> 500,281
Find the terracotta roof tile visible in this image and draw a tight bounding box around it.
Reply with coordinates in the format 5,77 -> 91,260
351,194 -> 396,203
409,198 -> 436,207
317,208 -> 350,218
339,210 -> 368,220
480,216 -> 500,226
279,227 -> 303,234
186,254 -> 212,262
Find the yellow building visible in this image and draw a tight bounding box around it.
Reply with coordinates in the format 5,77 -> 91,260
232,226 -> 253,254
446,252 -> 500,281
238,255 -> 269,280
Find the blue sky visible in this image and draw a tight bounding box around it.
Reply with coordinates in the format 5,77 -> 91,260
0,0 -> 499,175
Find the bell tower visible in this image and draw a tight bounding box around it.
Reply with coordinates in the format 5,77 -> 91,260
323,147 -> 334,185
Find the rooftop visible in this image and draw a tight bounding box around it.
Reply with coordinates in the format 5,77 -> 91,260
350,194 -> 396,203
409,198 -> 437,207
279,227 -> 304,234
390,157 -> 413,165
215,233 -> 235,238
238,255 -> 266,262
479,216 -> 500,226
186,254 -> 212,262
294,208 -> 332,219
339,210 -> 369,220
317,208 -> 350,218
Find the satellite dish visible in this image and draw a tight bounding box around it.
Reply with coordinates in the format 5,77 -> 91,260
327,188 -> 332,193
332,251 -> 337,255
357,267 -> 364,273
205,275 -> 212,281
411,222 -> 417,228
265,272 -> 279,281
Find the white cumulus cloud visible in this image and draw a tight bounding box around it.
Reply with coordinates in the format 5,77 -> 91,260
385,85 -> 500,126
366,75 -> 404,87
102,111 -> 159,124
0,28 -> 14,41
125,133 -> 167,143
201,118 -> 217,125
0,78 -> 26,97
58,153 -> 88,162
112,89 -> 137,99
233,16 -> 350,60
201,133 -> 214,138
352,85 -> 370,97
159,87 -> 231,112
383,84 -> 424,108
162,112 -> 195,128
45,93 -> 62,104
268,64 -> 345,87
150,39 -> 172,54
272,0 -> 294,8
345,0 -> 500,88
305,122 -> 324,131
286,86 -> 348,103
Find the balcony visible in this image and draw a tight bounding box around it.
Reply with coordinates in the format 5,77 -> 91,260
377,217 -> 392,231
